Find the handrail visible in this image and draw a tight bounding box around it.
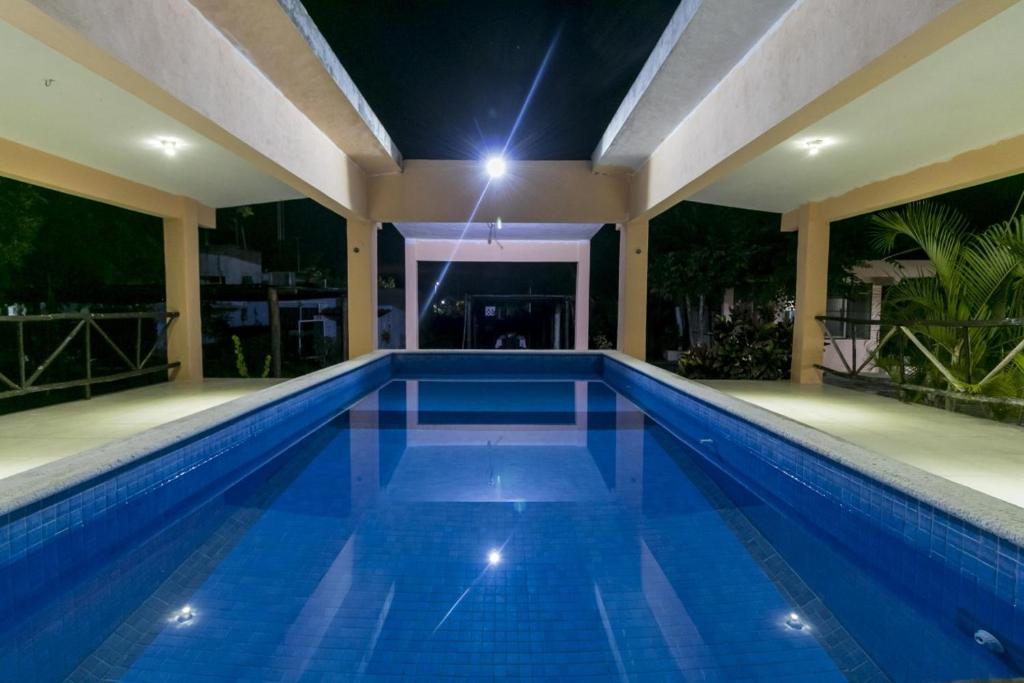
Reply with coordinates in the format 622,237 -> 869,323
814,314 -> 1024,410
0,311 -> 180,400
815,315 -> 1024,328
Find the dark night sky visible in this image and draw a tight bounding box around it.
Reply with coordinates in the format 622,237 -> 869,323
302,0 -> 680,160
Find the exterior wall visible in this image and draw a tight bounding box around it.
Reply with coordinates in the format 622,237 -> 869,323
370,160 -> 628,224
402,238 -> 592,351
199,250 -> 262,285
821,285 -> 885,376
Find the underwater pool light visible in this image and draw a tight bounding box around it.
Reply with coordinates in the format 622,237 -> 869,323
488,549 -> 502,565
174,604 -> 196,624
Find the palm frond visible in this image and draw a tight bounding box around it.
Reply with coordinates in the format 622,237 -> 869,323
870,202 -> 969,288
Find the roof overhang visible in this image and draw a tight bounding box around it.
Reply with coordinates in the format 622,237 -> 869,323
691,1 -> 1024,215
1,0 -> 375,218
190,0 -> 403,175
592,0 -> 797,172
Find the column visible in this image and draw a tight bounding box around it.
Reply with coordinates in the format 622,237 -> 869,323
346,218 -> 378,358
790,203 -> 830,384
575,241 -> 590,350
616,218 -> 649,359
404,239 -> 419,350
162,202 -> 202,381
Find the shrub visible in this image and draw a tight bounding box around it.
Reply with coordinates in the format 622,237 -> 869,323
677,311 -> 792,380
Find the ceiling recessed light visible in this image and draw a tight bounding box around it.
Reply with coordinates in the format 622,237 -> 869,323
801,137 -> 833,157
160,139 -> 178,157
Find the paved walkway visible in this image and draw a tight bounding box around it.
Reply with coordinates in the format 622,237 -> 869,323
0,379 -> 280,480
703,380 -> 1024,509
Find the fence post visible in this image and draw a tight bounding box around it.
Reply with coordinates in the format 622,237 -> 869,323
850,315 -> 858,377
268,287 -> 282,378
897,331 -> 906,402
84,316 -> 92,399
17,321 -> 25,389
963,325 -> 972,385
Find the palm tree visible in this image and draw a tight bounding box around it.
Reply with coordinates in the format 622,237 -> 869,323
870,202 -> 1024,409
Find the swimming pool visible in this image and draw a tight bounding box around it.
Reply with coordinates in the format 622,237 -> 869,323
2,352 -> 1023,681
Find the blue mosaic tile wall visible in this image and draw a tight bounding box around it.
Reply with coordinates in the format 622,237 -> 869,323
602,357 -> 1024,656
392,351 -> 604,379
0,355 -> 392,611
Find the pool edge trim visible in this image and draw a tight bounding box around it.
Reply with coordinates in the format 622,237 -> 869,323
601,350 -> 1024,548
0,351 -> 392,519
2,349 -> 1022,549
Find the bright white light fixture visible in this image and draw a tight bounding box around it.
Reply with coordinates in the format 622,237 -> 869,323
496,217 -> 502,231
786,612 -> 804,630
487,549 -> 502,565
485,155 -> 507,179
801,137 -> 832,157
160,139 -> 178,157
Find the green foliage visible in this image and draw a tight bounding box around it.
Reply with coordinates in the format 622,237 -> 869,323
0,183 -> 44,271
0,177 -> 164,307
676,311 -> 793,380
591,333 -> 614,350
232,334 -> 271,379
869,202 -> 1024,410
649,203 -> 795,309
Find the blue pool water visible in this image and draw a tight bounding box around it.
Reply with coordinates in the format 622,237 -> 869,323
2,370 -> 1022,681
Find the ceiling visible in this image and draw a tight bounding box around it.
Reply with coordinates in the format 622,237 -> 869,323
394,222 -> 602,242
0,20 -> 301,209
301,0 -> 680,160
690,2 -> 1024,213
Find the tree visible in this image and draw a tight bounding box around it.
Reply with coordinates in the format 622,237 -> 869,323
0,181 -> 45,300
648,201 -> 878,355
0,177 -> 164,309
648,202 -> 796,350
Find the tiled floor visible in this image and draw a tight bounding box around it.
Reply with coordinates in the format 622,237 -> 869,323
703,380 -> 1024,509
0,379 -> 281,479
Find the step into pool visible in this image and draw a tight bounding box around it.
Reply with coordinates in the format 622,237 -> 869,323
1,352 -> 1022,681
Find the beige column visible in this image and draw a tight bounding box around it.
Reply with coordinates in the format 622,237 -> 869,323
347,219 -> 379,358
616,219 -> 649,359
404,239 -> 419,350
790,203 -> 830,384
162,203 -> 203,381
574,241 -> 591,350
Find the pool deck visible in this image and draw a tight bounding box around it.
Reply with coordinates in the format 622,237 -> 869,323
703,380 -> 1024,510
0,379 -> 281,480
